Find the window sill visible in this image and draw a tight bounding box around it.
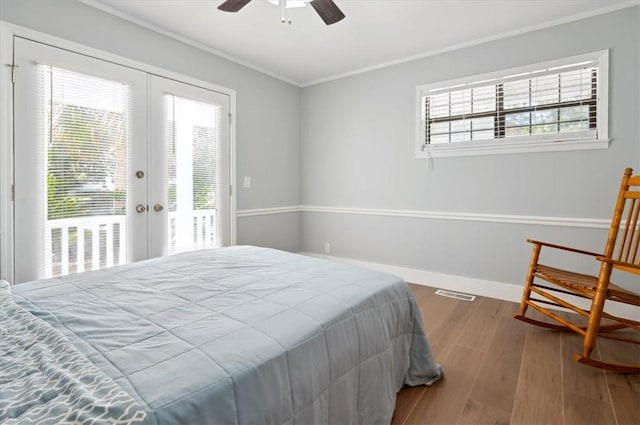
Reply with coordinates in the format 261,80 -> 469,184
415,138 -> 610,159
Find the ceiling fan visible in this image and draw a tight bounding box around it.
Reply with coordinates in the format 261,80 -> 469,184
218,0 -> 345,25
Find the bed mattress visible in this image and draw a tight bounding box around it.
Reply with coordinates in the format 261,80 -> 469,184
7,246 -> 443,424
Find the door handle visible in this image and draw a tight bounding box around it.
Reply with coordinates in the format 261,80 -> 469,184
136,204 -> 147,213
153,203 -> 164,212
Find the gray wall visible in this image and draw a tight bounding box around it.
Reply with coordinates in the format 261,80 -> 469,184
301,6 -> 640,288
0,0 -> 302,252
2,1 -> 638,288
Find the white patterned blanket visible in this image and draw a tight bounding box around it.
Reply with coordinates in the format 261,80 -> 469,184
0,280 -> 150,425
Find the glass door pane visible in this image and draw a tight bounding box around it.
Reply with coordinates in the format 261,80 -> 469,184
44,67 -> 130,278
166,96 -> 219,254
149,76 -> 230,259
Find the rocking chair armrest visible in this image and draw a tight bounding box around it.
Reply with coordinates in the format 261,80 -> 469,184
595,256 -> 640,271
526,239 -> 603,257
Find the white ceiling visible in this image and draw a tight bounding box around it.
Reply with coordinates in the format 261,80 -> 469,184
84,0 -> 637,86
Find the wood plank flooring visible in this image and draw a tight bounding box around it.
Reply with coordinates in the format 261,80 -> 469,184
392,284 -> 640,425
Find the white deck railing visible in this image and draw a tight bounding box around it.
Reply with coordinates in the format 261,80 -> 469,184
45,215 -> 126,278
168,209 -> 217,252
46,209 -> 217,278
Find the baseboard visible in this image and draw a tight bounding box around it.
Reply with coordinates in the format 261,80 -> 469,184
300,252 -> 637,319
301,251 -> 524,302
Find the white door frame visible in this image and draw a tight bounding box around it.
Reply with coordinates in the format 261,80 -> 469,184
0,21 -> 237,283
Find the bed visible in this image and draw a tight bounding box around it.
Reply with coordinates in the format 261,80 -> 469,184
1,245 -> 443,425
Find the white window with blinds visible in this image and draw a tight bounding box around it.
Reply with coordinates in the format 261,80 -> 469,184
415,50 -> 609,158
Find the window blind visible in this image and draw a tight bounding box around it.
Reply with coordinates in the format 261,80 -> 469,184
422,59 -> 599,146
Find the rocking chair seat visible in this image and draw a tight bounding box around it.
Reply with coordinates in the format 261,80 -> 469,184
535,264 -> 640,306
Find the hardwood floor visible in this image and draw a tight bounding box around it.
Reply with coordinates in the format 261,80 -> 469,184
392,284 -> 640,425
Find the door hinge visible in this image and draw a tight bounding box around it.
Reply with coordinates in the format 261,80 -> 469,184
229,185 -> 232,196
228,113 -> 232,125
6,64 -> 18,84
11,184 -> 15,201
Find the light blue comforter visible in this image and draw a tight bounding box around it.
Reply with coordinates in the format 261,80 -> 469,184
0,281 -> 150,425
11,246 -> 443,425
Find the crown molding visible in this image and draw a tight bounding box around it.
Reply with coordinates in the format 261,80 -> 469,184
302,0 -> 640,86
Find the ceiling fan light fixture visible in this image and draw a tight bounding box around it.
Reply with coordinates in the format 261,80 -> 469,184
217,0 -> 344,25
266,0 -> 310,8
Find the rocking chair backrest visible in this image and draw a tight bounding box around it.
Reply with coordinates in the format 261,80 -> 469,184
605,168 -> 640,275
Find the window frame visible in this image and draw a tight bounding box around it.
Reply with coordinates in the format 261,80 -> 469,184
415,50 -> 610,158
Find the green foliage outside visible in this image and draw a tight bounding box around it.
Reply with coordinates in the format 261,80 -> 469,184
47,103 -> 126,220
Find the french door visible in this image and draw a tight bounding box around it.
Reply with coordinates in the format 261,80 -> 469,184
13,37 -> 231,283
148,76 -> 231,259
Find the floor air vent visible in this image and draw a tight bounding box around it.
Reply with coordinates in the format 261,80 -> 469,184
434,289 -> 476,302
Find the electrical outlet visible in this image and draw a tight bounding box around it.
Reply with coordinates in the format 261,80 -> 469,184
324,242 -> 331,254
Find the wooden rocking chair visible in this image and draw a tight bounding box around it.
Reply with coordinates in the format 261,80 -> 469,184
514,168 -> 640,373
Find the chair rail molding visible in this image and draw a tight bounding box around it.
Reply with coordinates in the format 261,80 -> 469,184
236,205 -> 611,229
236,206 -> 303,217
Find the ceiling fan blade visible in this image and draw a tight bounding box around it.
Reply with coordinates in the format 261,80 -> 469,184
310,0 -> 345,25
218,0 -> 252,12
